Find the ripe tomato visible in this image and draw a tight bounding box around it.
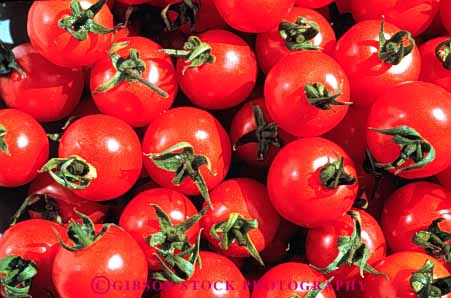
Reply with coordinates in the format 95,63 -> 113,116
194,0 -> 227,32
438,167 -> 451,190
251,262 -> 336,298
419,36 -> 451,93
142,107 -> 231,206
295,0 -> 335,8
334,20 -> 421,107
441,0 -> 451,34
0,43 -> 84,122
256,6 -> 336,73
0,219 -> 67,298
267,137 -> 358,228
265,50 -> 351,137
27,0 -> 114,67
213,0 -> 295,33
363,252 -> 451,298
367,81 -> 451,178
348,0 -> 440,37
41,114 -> 142,201
90,36 -> 177,127
306,209 -> 386,280
160,251 -> 250,298
0,109 -> 49,187
200,178 -> 281,265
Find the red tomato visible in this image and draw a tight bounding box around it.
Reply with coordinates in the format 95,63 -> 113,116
265,51 -> 351,137
438,167 -> 451,190
259,220 -> 298,264
213,0 -> 295,33
334,20 -> 421,107
0,219 -> 67,298
90,36 -> 177,127
42,114 -> 142,201
441,0 -> 451,34
27,0 -> 114,67
349,0 -> 440,37
142,107 -> 231,205
171,30 -> 257,110
0,43 -> 84,122
256,6 -> 336,73
200,178 -> 281,265
295,0 -> 334,8
251,262 -> 336,298
419,36 -> 451,93
160,251 -> 250,298
267,137 -> 358,228
367,81 -> 451,178
306,209 -> 386,280
194,0 -> 227,32
363,252 -> 451,298
0,109 -> 49,187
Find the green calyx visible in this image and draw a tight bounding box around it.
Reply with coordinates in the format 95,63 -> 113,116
319,157 -> 356,189
94,42 -> 168,97
289,277 -> 335,298
160,36 -> 215,74
413,218 -> 451,264
435,39 -> 451,70
410,260 -> 451,297
39,155 -> 98,190
310,211 -> 385,278
58,0 -> 116,41
0,124 -> 11,156
145,142 -> 215,208
47,115 -> 81,142
210,212 -> 264,266
304,82 -> 352,110
0,255 -> 38,298
369,125 -> 435,175
233,105 -> 280,161
148,204 -> 208,283
10,194 -> 62,226
279,17 -> 320,51
161,0 -> 199,32
378,18 -> 415,65
0,42 -> 25,78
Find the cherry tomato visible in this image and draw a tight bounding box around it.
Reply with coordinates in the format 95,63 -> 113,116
194,0 -> 227,32
441,0 -> 451,34
0,109 -> 49,187
213,0 -> 295,33
334,20 -> 421,107
295,0 -> 334,8
438,167 -> 451,190
367,81 -> 451,179
256,6 -> 336,73
28,0 -> 114,67
90,36 -> 177,127
419,36 -> 451,93
267,137 -> 358,228
265,50 -> 351,137
259,220 -> 298,265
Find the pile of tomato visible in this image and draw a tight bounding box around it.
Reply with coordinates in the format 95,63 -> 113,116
0,0 -> 451,297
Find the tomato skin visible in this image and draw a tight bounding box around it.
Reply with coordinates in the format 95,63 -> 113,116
194,0 -> 227,32
306,209 -> 386,280
119,188 -> 200,270
200,178 -> 281,258
142,107 -> 231,196
160,251 -> 250,298
52,225 -> 148,298
267,137 -> 358,228
295,0 -> 334,8
334,20 -> 421,107
438,167 -> 451,190
367,81 -> 451,179
0,43 -> 84,122
419,36 -> 451,93
27,0 -> 113,67
441,0 -> 451,34
265,51 -> 351,137
256,6 -> 336,74
363,252 -> 451,298
58,114 -> 142,201
90,37 -> 177,127
176,30 -> 257,110
0,219 -> 67,298
251,262 -> 336,298
0,109 -> 49,187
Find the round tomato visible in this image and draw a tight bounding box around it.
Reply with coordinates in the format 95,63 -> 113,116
367,81 -> 451,178
27,0 -> 114,67
295,0 -> 335,8
419,36 -> 451,93
90,36 -> 177,127
0,109 -> 49,187
256,6 -> 336,73
265,50 -> 351,137
438,167 -> 451,190
334,20 -> 421,107
267,137 -> 358,228
441,0 -> 451,34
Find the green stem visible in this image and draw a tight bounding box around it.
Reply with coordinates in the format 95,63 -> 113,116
161,0 -> 199,32
0,42 -> 25,78
304,82 -> 352,110
413,218 -> 451,264
319,157 -> 356,189
279,17 -> 320,51
10,194 -> 62,226
410,260 -> 451,297
378,18 -> 415,65
0,124 -> 11,156
435,39 -> 451,70
0,255 -> 38,298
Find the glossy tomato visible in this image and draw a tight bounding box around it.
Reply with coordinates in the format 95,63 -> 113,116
438,167 -> 451,190
295,0 -> 334,8
419,36 -> 451,93
441,0 -> 451,34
